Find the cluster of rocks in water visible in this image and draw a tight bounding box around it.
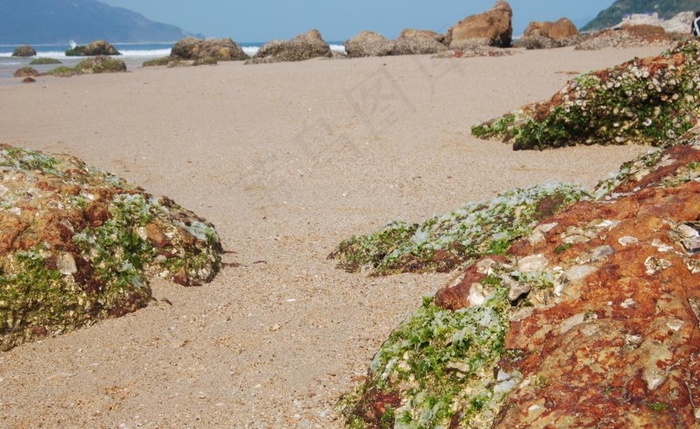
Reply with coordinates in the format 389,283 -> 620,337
334,38 -> 700,428
13,56 -> 127,81
11,0 -> 698,80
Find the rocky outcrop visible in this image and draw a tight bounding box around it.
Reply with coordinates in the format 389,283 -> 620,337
329,183 -> 590,275
0,145 -> 224,351
390,29 -> 447,55
576,25 -> 676,50
489,141 -> 700,428
616,11 -> 696,34
446,0 -> 513,48
170,37 -> 249,61
344,31 -> 395,58
517,18 -> 582,49
65,40 -> 120,56
46,56 -> 127,77
472,39 -> 700,149
250,29 -> 332,64
13,67 -> 40,78
74,56 -> 127,74
12,45 -> 36,57
340,136 -> 700,428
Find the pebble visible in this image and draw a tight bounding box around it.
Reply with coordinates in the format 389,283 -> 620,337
565,265 -> 597,283
618,236 -> 639,246
517,254 -> 548,273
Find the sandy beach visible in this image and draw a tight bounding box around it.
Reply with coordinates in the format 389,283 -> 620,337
0,45 -> 669,428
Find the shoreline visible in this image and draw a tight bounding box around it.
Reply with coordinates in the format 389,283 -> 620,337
0,45 -> 670,428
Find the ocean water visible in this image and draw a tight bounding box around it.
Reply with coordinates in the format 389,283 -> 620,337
0,41 -> 346,80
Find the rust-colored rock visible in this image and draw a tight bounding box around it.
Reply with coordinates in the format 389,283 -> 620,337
0,144 -> 224,351
435,143 -> 700,427
446,0 -> 513,48
524,18 -> 580,40
518,18 -> 582,49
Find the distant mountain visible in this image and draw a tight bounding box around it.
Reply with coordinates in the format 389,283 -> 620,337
0,0 -> 197,44
582,0 -> 700,31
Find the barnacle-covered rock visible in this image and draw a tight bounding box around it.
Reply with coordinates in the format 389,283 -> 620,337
249,29 -> 332,64
344,31 -> 395,58
12,45 -> 36,57
390,29 -> 447,56
170,37 -> 249,62
0,144 -> 223,351
328,183 -> 590,275
576,25 -> 677,51
472,39 -> 700,150
340,141 -> 700,428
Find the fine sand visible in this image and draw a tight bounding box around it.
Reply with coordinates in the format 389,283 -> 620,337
0,45 -> 668,428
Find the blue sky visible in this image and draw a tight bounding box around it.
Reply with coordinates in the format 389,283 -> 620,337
100,0 -> 615,42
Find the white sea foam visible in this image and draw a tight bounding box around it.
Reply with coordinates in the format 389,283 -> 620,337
241,45 -> 260,56
241,43 -> 346,57
117,48 -> 172,57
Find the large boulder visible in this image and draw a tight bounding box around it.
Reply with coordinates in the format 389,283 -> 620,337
472,39 -> 700,149
0,144 -> 223,351
446,0 -> 513,48
517,18 -> 582,49
340,138 -> 700,428
524,17 -> 579,40
170,37 -> 249,61
344,31 -> 395,58
251,29 -> 332,63
391,29 -> 447,55
12,45 -> 36,57
65,40 -> 120,56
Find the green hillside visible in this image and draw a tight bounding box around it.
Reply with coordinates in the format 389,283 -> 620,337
583,0 -> 700,31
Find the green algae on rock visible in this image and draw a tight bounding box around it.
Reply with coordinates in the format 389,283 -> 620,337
329,183 -> 590,275
29,58 -> 61,65
0,144 -> 223,351
341,290 -> 515,429
472,40 -> 700,150
47,56 -> 126,77
341,141 -> 700,428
